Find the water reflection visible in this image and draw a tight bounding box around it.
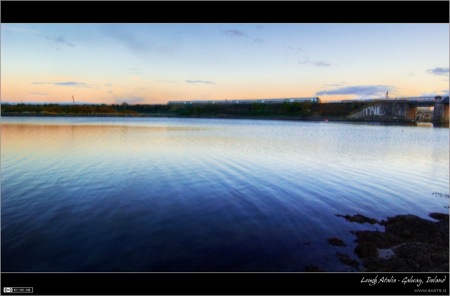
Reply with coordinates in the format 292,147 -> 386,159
1,117 -> 449,271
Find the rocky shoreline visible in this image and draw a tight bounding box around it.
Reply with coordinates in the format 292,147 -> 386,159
320,212 -> 449,272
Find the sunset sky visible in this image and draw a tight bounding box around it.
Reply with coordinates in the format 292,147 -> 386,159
1,23 -> 449,105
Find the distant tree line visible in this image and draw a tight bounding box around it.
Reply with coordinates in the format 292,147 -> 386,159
1,103 -> 138,116
1,102 -> 368,119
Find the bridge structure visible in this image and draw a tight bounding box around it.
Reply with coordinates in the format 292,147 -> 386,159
345,96 -> 449,124
166,95 -> 448,124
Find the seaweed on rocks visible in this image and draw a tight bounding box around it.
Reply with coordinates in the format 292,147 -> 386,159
327,237 -> 347,247
335,214 -> 378,224
329,211 -> 449,272
354,242 -> 379,258
354,213 -> 449,272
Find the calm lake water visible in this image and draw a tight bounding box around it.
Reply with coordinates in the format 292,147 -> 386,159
1,117 -> 449,272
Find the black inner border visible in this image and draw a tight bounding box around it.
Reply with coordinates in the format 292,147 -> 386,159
1,1 -> 449,295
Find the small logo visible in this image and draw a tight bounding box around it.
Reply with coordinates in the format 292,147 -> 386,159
3,287 -> 33,294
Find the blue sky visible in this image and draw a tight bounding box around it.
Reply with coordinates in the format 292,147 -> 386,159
1,23 -> 448,104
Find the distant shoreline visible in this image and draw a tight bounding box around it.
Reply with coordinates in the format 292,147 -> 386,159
1,102 -> 443,126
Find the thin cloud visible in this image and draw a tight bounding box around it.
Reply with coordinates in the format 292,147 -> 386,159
101,25 -> 179,58
427,67 -> 449,76
323,82 -> 346,87
423,90 -> 450,97
314,61 -> 331,67
55,82 -> 89,87
222,29 -> 247,37
185,80 -> 215,85
3,25 -> 75,49
32,81 -> 92,88
316,85 -> 391,97
299,58 -> 332,67
159,80 -> 178,84
126,68 -> 143,75
46,36 -> 75,48
289,46 -> 303,53
102,26 -> 146,53
253,38 -> 265,44
1,25 -> 40,35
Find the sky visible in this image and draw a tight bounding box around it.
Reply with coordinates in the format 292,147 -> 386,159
1,23 -> 449,105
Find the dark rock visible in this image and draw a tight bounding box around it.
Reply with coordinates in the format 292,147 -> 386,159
327,237 -> 347,247
394,242 -> 449,272
355,242 -> 378,258
429,212 -> 449,222
351,213 -> 449,272
363,242 -> 449,272
352,230 -> 403,249
384,215 -> 437,241
336,253 -> 360,269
